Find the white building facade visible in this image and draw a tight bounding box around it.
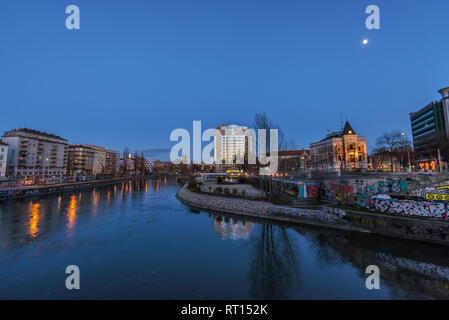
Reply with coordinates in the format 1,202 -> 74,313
2,129 -> 68,177
0,141 -> 8,178
214,124 -> 251,165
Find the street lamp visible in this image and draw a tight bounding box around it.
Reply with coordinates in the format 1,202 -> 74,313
401,132 -> 411,172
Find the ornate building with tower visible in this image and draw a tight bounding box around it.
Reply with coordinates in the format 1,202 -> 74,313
309,122 -> 368,172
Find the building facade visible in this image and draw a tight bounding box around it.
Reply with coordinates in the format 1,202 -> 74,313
214,124 -> 252,165
1,129 -> 68,177
105,149 -> 120,175
277,150 -> 311,173
410,86 -> 449,170
309,122 -> 368,172
0,141 -> 8,178
67,144 -> 95,175
67,144 -> 108,175
89,145 -> 107,175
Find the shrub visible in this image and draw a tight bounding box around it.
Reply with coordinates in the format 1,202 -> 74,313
241,190 -> 246,196
238,177 -> 248,184
232,188 -> 238,196
188,180 -> 198,190
216,187 -> 223,194
224,188 -> 230,196
193,185 -> 201,193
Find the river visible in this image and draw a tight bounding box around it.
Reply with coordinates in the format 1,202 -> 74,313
0,178 -> 448,299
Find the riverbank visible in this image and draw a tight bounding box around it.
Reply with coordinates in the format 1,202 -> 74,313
0,175 -> 168,201
176,184 -> 449,246
176,184 -> 369,233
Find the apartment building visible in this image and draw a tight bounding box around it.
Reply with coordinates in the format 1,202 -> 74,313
67,144 -> 108,175
105,149 -> 120,175
67,144 -> 95,175
0,141 -> 8,178
1,128 -> 68,177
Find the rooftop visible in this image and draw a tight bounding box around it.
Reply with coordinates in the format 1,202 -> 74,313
278,150 -> 310,157
3,128 -> 67,141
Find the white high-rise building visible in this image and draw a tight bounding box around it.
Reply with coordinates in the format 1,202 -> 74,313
0,141 -> 8,178
214,124 -> 251,164
2,129 -> 68,177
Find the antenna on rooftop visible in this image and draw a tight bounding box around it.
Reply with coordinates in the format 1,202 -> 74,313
340,113 -> 343,132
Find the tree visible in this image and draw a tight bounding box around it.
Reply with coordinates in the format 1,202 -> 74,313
121,147 -> 130,174
252,112 -> 288,151
375,130 -> 411,172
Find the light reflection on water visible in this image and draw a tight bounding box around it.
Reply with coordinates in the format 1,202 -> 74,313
28,202 -> 40,239
0,178 -> 448,299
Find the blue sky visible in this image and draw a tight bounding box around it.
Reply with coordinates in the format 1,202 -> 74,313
0,0 -> 448,160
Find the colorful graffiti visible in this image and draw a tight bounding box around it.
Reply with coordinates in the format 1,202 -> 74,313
360,199 -> 449,220
330,184 -> 356,202
425,186 -> 449,202
356,179 -> 408,199
329,179 -> 408,202
279,180 -> 319,199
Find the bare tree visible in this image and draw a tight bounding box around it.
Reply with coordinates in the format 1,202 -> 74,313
121,147 -> 130,174
252,112 -> 288,151
375,130 -> 411,172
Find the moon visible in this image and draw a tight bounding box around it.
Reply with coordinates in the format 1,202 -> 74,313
362,39 -> 369,45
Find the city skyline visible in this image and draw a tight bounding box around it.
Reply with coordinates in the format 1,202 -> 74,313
1,1 -> 448,159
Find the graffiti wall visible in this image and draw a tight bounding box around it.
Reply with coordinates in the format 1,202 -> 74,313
360,199 -> 449,220
328,179 -> 408,202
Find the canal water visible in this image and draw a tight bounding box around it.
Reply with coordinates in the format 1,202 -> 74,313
0,178 -> 448,300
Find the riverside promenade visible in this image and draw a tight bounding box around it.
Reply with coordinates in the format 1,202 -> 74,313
0,175 -> 168,201
177,184 -> 449,246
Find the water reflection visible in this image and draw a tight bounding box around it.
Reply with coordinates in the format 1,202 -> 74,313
301,227 -> 449,299
206,211 -> 449,299
0,178 -> 163,249
28,202 -> 40,239
213,216 -> 253,240
248,224 -> 300,299
67,195 -> 78,232
1,178 -> 449,299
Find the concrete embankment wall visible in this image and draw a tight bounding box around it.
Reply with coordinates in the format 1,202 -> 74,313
177,185 -> 449,246
341,209 -> 449,246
